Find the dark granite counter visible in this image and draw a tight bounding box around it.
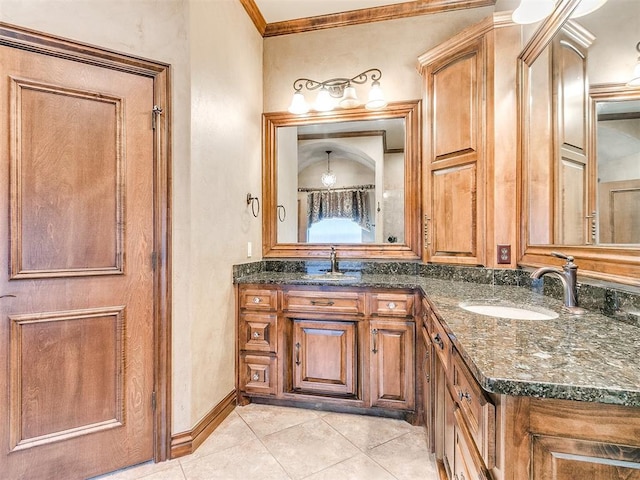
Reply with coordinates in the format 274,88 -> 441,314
235,271 -> 640,407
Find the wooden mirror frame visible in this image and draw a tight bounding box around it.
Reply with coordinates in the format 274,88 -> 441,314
517,0 -> 640,285
262,100 -> 422,259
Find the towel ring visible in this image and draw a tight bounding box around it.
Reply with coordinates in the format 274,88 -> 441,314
246,193 -> 260,218
277,204 -> 286,222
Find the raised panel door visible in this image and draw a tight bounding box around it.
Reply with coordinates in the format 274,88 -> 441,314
369,320 -> 415,410
0,39 -> 156,479
291,319 -> 357,397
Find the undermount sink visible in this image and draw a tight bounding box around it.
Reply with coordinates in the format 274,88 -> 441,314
301,272 -> 358,281
459,302 -> 559,320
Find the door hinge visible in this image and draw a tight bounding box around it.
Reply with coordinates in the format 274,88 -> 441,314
152,391 -> 157,411
151,251 -> 158,271
152,105 -> 163,130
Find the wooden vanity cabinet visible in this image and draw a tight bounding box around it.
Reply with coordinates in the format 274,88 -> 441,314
237,284 -> 418,420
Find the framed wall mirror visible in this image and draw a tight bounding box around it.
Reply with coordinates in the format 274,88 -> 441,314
519,0 -> 640,284
262,100 -> 421,259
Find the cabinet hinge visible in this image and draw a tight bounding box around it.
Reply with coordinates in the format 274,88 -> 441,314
152,391 -> 157,411
152,105 -> 163,130
151,251 -> 158,271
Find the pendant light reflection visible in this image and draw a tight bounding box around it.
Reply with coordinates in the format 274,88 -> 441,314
321,150 -> 337,189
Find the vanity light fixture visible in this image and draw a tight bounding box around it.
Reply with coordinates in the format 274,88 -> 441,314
627,42 -> 640,88
288,68 -> 387,114
321,150 -> 337,189
511,0 -> 608,25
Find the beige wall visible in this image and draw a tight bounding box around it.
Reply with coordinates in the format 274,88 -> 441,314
1,0 -> 263,433
263,6 -> 494,112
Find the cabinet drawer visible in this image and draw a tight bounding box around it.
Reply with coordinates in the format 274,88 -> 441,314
452,351 -> 496,469
239,287 -> 278,311
369,292 -> 414,317
239,312 -> 277,353
284,289 -> 364,315
454,408 -> 492,480
431,315 -> 451,372
240,354 -> 277,395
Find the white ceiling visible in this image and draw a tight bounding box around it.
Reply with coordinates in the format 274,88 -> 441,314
254,0 -> 412,24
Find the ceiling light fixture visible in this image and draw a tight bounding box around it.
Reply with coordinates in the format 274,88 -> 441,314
511,0 -> 608,25
628,42 -> 640,88
321,150 -> 337,189
288,68 -> 387,114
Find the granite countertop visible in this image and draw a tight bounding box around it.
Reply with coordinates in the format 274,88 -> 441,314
235,271 -> 640,407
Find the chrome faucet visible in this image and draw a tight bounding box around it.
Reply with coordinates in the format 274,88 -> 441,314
329,246 -> 340,274
530,252 -> 586,314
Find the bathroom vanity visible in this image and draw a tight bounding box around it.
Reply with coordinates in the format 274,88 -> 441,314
235,269 -> 640,480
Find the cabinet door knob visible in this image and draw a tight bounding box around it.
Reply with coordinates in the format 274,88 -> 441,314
459,391 -> 471,403
252,373 -> 259,381
433,333 -> 444,349
387,301 -> 396,310
253,331 -> 260,338
253,297 -> 261,304
372,328 -> 379,354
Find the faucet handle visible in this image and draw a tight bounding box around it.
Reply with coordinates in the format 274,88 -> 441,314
551,251 -> 574,263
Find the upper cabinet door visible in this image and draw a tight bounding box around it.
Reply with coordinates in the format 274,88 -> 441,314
552,33 -> 592,245
423,38 -> 485,265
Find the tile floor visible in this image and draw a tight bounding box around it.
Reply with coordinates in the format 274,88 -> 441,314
97,403 -> 438,480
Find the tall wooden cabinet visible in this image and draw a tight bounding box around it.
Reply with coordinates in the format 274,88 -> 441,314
418,13 -> 522,267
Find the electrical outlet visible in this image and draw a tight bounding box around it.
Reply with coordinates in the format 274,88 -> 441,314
497,244 -> 511,264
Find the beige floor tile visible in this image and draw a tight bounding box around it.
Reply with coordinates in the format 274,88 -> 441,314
180,411 -> 257,462
321,412 -> 415,450
180,437 -> 290,480
235,403 -> 321,438
367,429 -> 438,480
302,452 -> 396,480
261,417 -> 360,480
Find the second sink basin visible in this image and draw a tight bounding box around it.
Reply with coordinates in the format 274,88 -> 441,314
301,272 -> 358,281
459,302 -> 559,320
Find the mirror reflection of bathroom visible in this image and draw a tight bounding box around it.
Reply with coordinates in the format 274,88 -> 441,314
276,117 -> 405,244
595,98 -> 640,244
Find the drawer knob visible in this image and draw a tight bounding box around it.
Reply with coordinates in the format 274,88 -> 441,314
252,373 -> 259,381
253,331 -> 260,338
253,297 -> 261,304
387,302 -> 396,310
433,333 -> 444,350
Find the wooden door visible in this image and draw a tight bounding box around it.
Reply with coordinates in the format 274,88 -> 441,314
0,39 -> 156,479
292,319 -> 357,397
553,33 -> 591,245
369,320 -> 414,410
423,38 -> 485,265
598,179 -> 640,244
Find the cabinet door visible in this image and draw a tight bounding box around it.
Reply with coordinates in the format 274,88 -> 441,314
292,319 -> 357,397
532,435 -> 640,480
552,32 -> 592,245
423,38 -> 485,265
369,320 -> 415,410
